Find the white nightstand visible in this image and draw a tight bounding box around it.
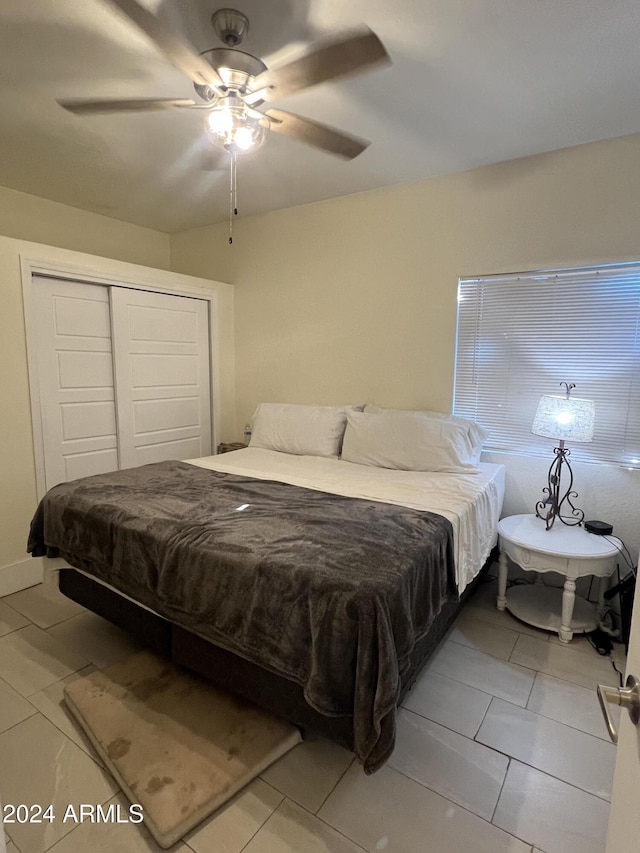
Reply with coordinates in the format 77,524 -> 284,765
497,514 -> 621,643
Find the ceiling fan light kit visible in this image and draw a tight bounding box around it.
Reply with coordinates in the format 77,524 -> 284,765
205,104 -> 265,152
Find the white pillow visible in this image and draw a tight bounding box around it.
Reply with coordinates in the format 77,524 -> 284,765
341,410 -> 480,472
363,404 -> 488,462
249,402 -> 359,458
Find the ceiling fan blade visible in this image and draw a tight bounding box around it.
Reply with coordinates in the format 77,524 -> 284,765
104,0 -> 223,89
58,97 -> 197,114
264,108 -> 369,160
252,28 -> 389,102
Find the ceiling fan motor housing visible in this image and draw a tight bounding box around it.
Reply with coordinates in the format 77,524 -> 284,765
194,48 -> 267,102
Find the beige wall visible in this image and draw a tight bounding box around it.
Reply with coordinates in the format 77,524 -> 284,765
0,188 -> 235,588
0,184 -> 171,270
171,133 -> 640,558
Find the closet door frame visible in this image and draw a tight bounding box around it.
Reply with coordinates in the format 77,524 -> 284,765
21,253 -> 222,500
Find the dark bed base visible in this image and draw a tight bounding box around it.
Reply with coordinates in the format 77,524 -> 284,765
58,553 -> 496,752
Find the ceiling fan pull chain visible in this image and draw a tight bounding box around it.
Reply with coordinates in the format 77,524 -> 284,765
228,152 -> 234,244
228,151 -> 239,245
233,149 -> 238,216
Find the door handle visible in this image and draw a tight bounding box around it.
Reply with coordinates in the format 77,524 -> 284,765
597,674 -> 640,743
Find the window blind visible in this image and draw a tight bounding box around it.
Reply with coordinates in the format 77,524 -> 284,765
453,263 -> 640,467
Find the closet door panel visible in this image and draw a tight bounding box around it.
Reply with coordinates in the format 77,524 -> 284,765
33,278 -> 119,489
136,437 -> 203,465
111,288 -> 212,469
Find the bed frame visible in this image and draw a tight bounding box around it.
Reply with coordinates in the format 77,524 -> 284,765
58,551 -> 496,752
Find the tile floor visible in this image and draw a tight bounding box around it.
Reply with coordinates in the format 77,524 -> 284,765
0,573 -> 623,853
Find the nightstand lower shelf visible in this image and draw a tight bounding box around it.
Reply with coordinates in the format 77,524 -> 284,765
506,584 -> 598,636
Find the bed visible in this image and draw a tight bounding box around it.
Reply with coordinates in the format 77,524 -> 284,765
28,404 -> 505,773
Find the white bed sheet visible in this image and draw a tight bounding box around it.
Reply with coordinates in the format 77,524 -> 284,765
188,448 -> 505,593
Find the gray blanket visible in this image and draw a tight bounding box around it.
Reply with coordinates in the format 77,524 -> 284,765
28,460 -> 457,772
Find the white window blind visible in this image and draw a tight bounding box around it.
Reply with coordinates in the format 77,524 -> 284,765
453,263 -> 640,467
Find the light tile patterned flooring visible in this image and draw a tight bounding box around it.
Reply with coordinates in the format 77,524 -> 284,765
0,574 -> 623,853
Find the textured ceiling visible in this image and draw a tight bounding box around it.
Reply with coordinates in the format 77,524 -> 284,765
2,0 -> 640,232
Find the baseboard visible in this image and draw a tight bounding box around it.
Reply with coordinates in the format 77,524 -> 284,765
0,557 -> 42,597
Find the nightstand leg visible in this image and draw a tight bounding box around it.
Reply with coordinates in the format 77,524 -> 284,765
497,551 -> 508,611
559,578 -> 576,643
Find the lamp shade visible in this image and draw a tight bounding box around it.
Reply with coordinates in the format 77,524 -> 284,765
531,394 -> 595,443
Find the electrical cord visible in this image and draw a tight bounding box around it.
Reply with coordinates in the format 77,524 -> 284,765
602,535 -> 637,576
611,657 -> 625,688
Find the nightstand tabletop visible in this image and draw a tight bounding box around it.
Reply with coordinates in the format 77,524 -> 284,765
498,514 -> 620,560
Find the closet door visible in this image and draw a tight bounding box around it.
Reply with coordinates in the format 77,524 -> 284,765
33,277 -> 119,489
111,288 -> 212,468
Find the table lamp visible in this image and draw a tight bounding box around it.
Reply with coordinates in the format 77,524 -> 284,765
531,382 -> 595,530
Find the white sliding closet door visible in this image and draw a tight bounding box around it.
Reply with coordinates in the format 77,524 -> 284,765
33,277 -> 119,488
111,288 -> 212,468
32,277 -> 213,491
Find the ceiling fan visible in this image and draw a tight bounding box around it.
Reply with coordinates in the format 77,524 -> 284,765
58,0 -> 391,161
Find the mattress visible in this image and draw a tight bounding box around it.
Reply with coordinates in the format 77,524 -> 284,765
188,448 -> 505,593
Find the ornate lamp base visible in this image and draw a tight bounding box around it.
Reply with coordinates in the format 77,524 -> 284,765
535,443 -> 584,530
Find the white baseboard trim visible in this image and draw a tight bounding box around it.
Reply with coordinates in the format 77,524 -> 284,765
0,557 -> 42,597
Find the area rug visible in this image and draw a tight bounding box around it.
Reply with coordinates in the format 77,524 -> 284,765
63,650 -> 302,848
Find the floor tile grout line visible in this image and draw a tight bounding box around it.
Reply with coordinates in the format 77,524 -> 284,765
212,788 -> 286,853
505,650 -> 615,693
240,802 -> 281,852
386,736 -> 513,824
29,703 -> 106,771
428,652 -> 537,708
455,607 -> 524,637
0,597 -> 35,622
314,755 -> 356,815
474,690 -> 617,778
474,742 -> 613,805
489,755 -> 511,825
20,660 -> 95,700
400,705 -> 500,756
446,633 -> 519,664
403,667 -> 497,705
524,672 -> 616,743
287,797 -> 369,852
0,708 -> 105,773
38,790 -> 121,853
508,634 -> 615,690
0,605 -> 34,638
472,691 -> 495,740
42,609 -> 90,632
382,761 -> 532,846
475,688 -> 614,747
0,589 -> 87,631
442,631 -> 540,675
466,608 -> 551,643
523,666 -> 536,706
0,673 -> 41,714
0,708 -> 43,740
400,701 -> 489,742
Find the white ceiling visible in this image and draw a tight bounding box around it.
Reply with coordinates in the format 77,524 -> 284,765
2,0 -> 640,233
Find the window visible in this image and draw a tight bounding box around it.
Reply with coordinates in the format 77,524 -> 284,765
453,262 -> 640,467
